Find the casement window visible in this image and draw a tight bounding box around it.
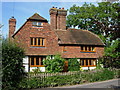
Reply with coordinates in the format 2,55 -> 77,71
30,37 -> 45,47
63,46 -> 67,52
81,46 -> 95,52
32,21 -> 42,27
80,59 -> 96,67
29,56 -> 45,67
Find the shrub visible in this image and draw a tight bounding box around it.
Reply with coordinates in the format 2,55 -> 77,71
2,39 -> 25,89
43,55 -> 65,73
19,68 -> 119,89
32,68 -> 41,75
68,58 -> 80,71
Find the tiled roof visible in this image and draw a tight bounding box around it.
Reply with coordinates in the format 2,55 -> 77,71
28,13 -> 48,22
56,29 -> 104,46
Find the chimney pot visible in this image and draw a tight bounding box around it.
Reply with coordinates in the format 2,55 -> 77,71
52,6 -> 54,8
62,7 -> 64,9
59,8 -> 61,9
11,16 -> 14,18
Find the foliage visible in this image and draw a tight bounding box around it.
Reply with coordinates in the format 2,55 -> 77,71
68,58 -> 80,71
32,68 -> 41,75
2,39 -> 25,89
67,2 -> 120,40
43,55 -> 65,73
104,39 -> 120,58
96,58 -> 104,69
100,39 -> 120,68
19,68 -> 119,89
19,77 -> 42,89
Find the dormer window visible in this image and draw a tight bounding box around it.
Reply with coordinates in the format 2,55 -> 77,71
32,21 -> 42,27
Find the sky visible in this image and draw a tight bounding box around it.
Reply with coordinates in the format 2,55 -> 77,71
1,0 -> 117,38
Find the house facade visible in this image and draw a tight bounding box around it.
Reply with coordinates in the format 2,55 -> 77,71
9,7 -> 104,72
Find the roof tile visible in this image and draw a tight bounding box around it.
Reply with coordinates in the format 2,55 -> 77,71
55,29 -> 104,46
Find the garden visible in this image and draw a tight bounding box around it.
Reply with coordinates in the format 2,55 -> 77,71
19,68 -> 119,89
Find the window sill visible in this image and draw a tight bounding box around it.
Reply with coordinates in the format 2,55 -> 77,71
63,51 -> 67,53
31,45 -> 45,47
30,46 -> 46,48
81,65 -> 96,67
80,50 -> 96,53
32,26 -> 43,28
30,65 -> 45,67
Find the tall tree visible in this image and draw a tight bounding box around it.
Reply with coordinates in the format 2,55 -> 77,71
2,39 -> 25,89
67,2 -> 120,40
67,2 -> 120,68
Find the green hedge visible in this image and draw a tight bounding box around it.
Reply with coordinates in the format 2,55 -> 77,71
19,68 -> 119,89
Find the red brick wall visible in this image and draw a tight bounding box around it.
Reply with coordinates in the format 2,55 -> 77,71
14,20 -> 60,56
60,46 -> 104,58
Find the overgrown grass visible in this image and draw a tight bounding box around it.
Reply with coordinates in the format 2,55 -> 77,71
19,68 -> 119,89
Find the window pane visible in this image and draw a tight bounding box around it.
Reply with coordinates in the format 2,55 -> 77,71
86,59 -> 88,65
89,60 -> 92,65
41,57 -> 43,65
34,38 -> 36,45
81,59 -> 84,66
36,57 -> 39,65
32,22 -> 37,25
85,46 -> 87,51
38,22 -> 41,26
31,57 -> 34,65
81,46 -> 83,50
92,47 -> 95,51
89,46 -> 91,51
93,60 -> 96,65
42,39 -> 44,46
38,38 -> 40,45
31,38 -> 33,45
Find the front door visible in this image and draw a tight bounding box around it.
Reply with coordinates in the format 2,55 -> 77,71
63,61 -> 68,72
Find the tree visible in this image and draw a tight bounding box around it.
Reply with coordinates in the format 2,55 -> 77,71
43,55 -> 65,73
2,39 -> 25,89
67,2 -> 120,69
102,39 -> 120,68
68,58 -> 80,71
67,2 -> 120,40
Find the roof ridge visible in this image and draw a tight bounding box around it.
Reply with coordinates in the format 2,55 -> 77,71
28,13 -> 47,21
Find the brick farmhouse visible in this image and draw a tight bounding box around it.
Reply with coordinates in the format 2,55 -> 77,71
9,7 -> 104,72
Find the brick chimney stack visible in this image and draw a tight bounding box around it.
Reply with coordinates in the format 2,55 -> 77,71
49,7 -> 67,30
9,16 -> 16,39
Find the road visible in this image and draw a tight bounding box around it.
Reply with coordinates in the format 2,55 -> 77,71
32,79 -> 120,90
56,78 -> 120,88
